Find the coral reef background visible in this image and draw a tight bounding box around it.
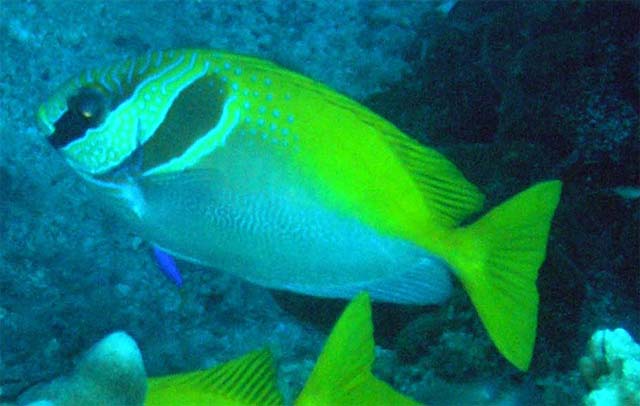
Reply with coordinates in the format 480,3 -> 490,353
1,1 -> 638,405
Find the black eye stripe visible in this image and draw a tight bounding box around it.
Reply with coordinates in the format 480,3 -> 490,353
49,88 -> 107,149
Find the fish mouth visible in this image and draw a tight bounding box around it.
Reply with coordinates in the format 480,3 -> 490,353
37,102 -> 58,136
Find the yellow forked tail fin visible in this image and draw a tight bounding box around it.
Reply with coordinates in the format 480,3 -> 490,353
295,292 -> 421,406
449,180 -> 562,371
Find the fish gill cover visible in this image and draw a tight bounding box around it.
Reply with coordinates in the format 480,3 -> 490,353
1,1 -> 638,405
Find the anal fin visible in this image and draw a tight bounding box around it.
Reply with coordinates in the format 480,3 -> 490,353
281,256 -> 452,305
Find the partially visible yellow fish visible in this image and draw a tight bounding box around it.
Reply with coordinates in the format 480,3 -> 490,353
294,292 -> 420,406
146,292 -> 419,406
145,348 -> 283,406
38,49 -> 562,370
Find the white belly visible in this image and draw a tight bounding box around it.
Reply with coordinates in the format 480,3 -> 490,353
114,169 -> 452,304
102,132 -> 453,304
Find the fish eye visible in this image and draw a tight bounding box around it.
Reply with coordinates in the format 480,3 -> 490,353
49,87 -> 107,149
76,90 -> 103,119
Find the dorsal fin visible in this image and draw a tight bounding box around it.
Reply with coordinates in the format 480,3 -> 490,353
295,292 -> 421,406
146,348 -> 284,406
377,124 -> 485,227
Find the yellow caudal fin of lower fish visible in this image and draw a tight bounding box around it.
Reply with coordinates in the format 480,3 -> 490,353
146,348 -> 284,406
447,180 -> 562,371
295,292 -> 421,406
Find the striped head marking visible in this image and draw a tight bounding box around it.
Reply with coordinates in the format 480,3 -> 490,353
38,49 -> 232,178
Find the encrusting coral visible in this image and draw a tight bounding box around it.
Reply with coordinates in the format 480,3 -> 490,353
19,332 -> 146,406
579,328 -> 640,406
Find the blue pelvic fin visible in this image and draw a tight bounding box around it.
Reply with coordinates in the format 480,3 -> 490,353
152,245 -> 183,287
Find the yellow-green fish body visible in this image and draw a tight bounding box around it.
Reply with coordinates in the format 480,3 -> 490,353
39,49 -> 562,370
